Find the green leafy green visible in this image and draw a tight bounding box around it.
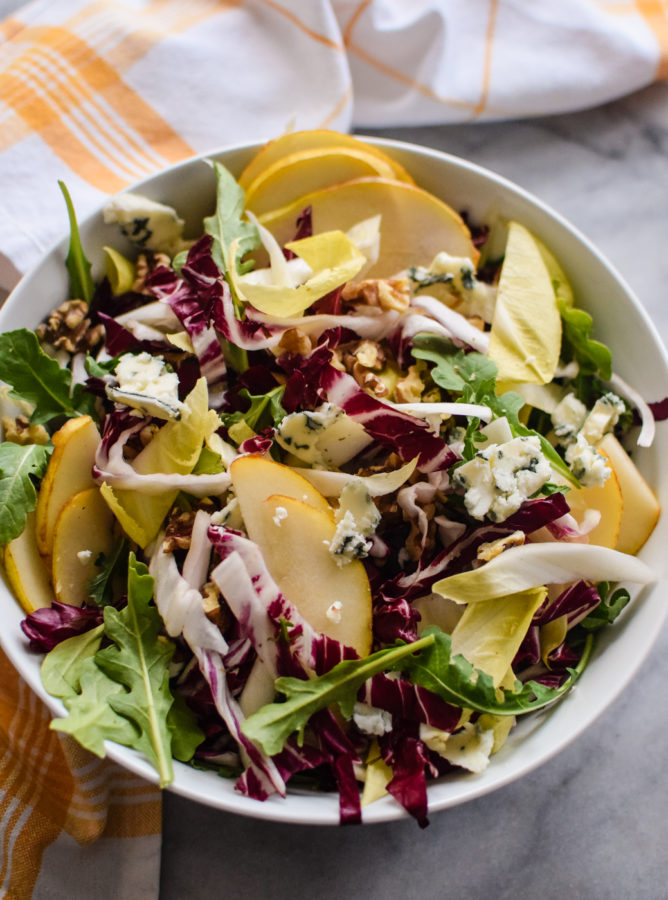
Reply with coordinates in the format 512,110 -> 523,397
243,626 -> 592,757
49,555 -> 177,786
41,625 -> 104,699
167,693 -> 205,763
411,333 -> 577,483
58,181 -> 94,305
219,385 -> 286,435
0,441 -> 52,544
579,582 -> 631,632
87,537 -> 129,607
403,627 -> 592,716
52,656 -> 140,756
0,329 -> 97,425
242,635 -> 434,756
559,301 -> 612,380
84,353 -> 123,378
204,161 -> 259,278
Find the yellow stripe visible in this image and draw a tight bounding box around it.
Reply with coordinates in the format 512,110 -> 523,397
472,0 -> 500,118
257,0 -> 344,51
634,0 -> 668,77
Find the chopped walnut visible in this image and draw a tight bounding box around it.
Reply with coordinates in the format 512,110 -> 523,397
1,415 -> 49,446
353,340 -> 385,371
132,252 -> 171,293
352,363 -> 388,398
476,530 -> 525,563
139,423 -> 160,447
394,364 -> 425,404
341,277 -> 410,312
275,327 -> 313,357
163,509 -> 197,553
36,300 -> 104,354
201,581 -> 228,630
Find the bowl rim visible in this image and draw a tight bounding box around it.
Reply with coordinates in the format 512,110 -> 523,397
1,135 -> 667,826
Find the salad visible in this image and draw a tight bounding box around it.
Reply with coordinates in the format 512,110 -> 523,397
0,131 -> 662,826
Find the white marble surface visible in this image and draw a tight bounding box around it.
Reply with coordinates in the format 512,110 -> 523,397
158,84 -> 668,900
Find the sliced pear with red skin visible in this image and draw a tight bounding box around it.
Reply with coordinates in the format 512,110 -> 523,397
560,447 -> 623,549
252,494 -> 372,656
51,487 -> 116,607
237,129 -> 415,189
229,454 -> 333,542
258,177 -> 478,280
0,512 -> 55,613
597,433 -> 660,554
244,147 -> 399,217
35,415 -> 100,558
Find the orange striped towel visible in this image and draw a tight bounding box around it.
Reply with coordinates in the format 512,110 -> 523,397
1,1 -> 668,896
1,0 -> 668,290
0,648 -> 161,900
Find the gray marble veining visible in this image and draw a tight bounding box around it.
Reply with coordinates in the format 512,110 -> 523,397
159,82 -> 668,900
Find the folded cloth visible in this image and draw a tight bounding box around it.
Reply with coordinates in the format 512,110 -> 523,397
0,648 -> 161,900
0,1 -> 668,897
0,0 -> 667,289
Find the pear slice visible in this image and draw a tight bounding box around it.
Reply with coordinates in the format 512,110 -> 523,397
0,512 -> 55,613
560,448 -> 623,549
598,433 -> 660,554
253,494 -> 372,656
244,147 -> 398,217
35,415 -> 100,558
51,487 -> 116,607
229,454 -> 333,542
238,129 -> 415,189
258,177 -> 478,280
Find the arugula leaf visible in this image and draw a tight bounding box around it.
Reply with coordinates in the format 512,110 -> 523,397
49,554 -> 177,786
219,385 -> 286,435
0,329 -> 97,425
51,656 -> 140,756
579,582 -> 631,632
167,693 -> 205,763
411,333 -> 578,484
204,161 -> 259,278
242,635 -> 435,756
94,555 -> 175,785
403,627 -> 592,716
58,181 -> 94,305
0,441 -> 52,544
87,537 -> 129,607
84,353 -> 123,378
559,301 -> 612,380
41,624 -> 104,699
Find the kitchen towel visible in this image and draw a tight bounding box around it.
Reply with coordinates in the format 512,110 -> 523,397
1,1 -> 668,898
0,0 -> 667,289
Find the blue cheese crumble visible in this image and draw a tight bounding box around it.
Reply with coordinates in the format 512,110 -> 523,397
409,250 -> 497,322
107,352 -> 182,420
453,435 -> 551,522
329,478 -> 381,565
551,392 -> 624,487
103,192 -> 188,256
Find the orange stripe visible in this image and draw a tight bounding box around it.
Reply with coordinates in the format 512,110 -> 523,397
346,39 -> 476,112
11,53 -> 159,180
634,0 -> 668,77
256,0 -> 344,51
17,26 -> 194,162
104,796 -> 162,838
472,0 -> 499,118
0,25 -> 194,189
318,83 -> 353,128
342,0 -> 373,45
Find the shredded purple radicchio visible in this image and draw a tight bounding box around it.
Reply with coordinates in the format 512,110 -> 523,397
21,602 -> 104,652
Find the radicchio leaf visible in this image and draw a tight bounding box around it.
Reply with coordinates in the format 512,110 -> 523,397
21,601 -> 104,653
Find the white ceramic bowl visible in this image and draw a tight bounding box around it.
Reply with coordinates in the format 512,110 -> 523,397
1,138 -> 667,825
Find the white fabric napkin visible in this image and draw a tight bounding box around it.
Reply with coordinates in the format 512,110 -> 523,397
0,0 -> 667,290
